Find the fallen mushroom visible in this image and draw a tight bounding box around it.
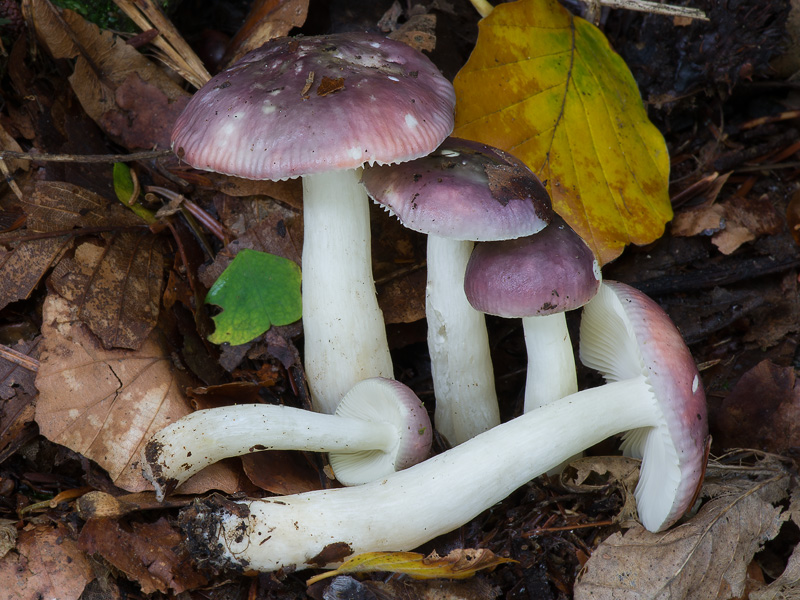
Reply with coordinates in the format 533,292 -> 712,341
180,281 -> 707,572
361,138 -> 552,444
171,34 -> 455,414
142,378 -> 432,500
464,215 -> 601,412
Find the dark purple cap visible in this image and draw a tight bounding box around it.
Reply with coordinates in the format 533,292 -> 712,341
171,33 -> 455,180
464,216 -> 601,318
361,137 -> 552,241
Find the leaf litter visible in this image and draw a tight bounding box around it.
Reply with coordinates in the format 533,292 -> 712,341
0,0 -> 797,598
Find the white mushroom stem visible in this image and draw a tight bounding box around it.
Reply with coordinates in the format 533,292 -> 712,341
301,169 -> 394,414
186,376 -> 672,573
426,236 -> 499,445
141,404 -> 397,501
521,313 -> 577,412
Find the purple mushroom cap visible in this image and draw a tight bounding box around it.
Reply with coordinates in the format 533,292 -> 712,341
361,137 -> 553,241
464,216 -> 601,318
171,33 -> 456,180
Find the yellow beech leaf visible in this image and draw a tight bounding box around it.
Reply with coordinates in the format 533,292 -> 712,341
306,549 -> 515,584
453,0 -> 672,265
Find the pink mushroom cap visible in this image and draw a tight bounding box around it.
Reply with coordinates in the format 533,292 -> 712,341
361,137 -> 553,241
171,33 -> 456,180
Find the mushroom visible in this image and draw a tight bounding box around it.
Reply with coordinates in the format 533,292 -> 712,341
142,378 -> 432,500
361,138 -> 552,444
181,281 -> 707,572
464,215 -> 601,413
171,34 -> 456,414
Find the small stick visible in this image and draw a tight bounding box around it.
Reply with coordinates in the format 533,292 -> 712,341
0,149 -> 172,163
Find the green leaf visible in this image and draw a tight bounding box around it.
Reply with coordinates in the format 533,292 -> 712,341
205,249 -> 302,345
112,163 -> 156,224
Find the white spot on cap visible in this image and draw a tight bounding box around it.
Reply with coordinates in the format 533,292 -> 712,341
369,42 -> 381,48
262,104 -> 276,115
269,89 -> 282,96
404,114 -> 418,128
692,374 -> 699,393
388,76 -> 400,82
221,122 -> 238,138
348,147 -> 363,160
592,259 -> 602,281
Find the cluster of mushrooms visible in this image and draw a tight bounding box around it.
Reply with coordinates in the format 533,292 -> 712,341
143,32 -> 709,573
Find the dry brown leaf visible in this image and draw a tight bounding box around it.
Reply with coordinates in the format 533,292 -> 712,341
34,294 -> 241,493
0,522 -> 94,600
561,456 -> 642,527
387,13 -> 437,53
711,360 -> 800,455
78,516 -> 207,595
50,233 -> 164,350
21,181 -> 143,233
574,466 -> 789,599
222,0 -> 309,66
672,194 -> 784,254
751,486 -> 800,599
0,236 -> 72,310
26,2 -> 189,149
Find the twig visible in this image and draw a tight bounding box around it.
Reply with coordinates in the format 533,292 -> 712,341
0,343 -> 40,372
468,0 -> 707,21
0,149 -> 172,163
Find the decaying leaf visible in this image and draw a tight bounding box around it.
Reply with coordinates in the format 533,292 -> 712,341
0,236 -> 71,310
222,0 -> 309,66
34,294 -> 241,493
0,522 -> 94,600
751,486 -> 800,599
307,549 -> 516,585
575,459 -> 790,599
20,181 -> 144,232
26,2 -> 189,149
453,0 -> 672,265
50,232 -> 164,350
710,360 -> 800,454
561,456 -> 642,527
671,194 -> 783,254
78,516 -> 207,595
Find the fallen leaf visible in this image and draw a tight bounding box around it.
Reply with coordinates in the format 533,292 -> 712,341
0,339 -> 38,463
387,13 -> 437,53
710,360 -> 800,454
27,3 -> 189,149
20,181 -> 144,232
205,248 -> 302,345
575,461 -> 790,599
0,522 -> 94,600
672,194 -> 783,254
78,517 -> 207,594
0,236 -> 72,310
453,0 -> 672,265
307,549 -> 516,585
50,232 -> 165,350
222,0 -> 309,66
34,294 -> 241,493
561,456 -> 642,527
751,487 -> 800,599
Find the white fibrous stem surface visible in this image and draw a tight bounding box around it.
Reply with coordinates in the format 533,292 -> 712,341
522,313 -> 578,412
301,169 -> 394,414
142,404 -> 395,500
193,376 -> 660,572
426,236 -> 499,445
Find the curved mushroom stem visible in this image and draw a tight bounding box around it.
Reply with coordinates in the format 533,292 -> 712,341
521,313 -> 577,412
142,404 -> 397,501
183,376 -> 664,573
426,236 -> 500,445
301,169 -> 394,414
